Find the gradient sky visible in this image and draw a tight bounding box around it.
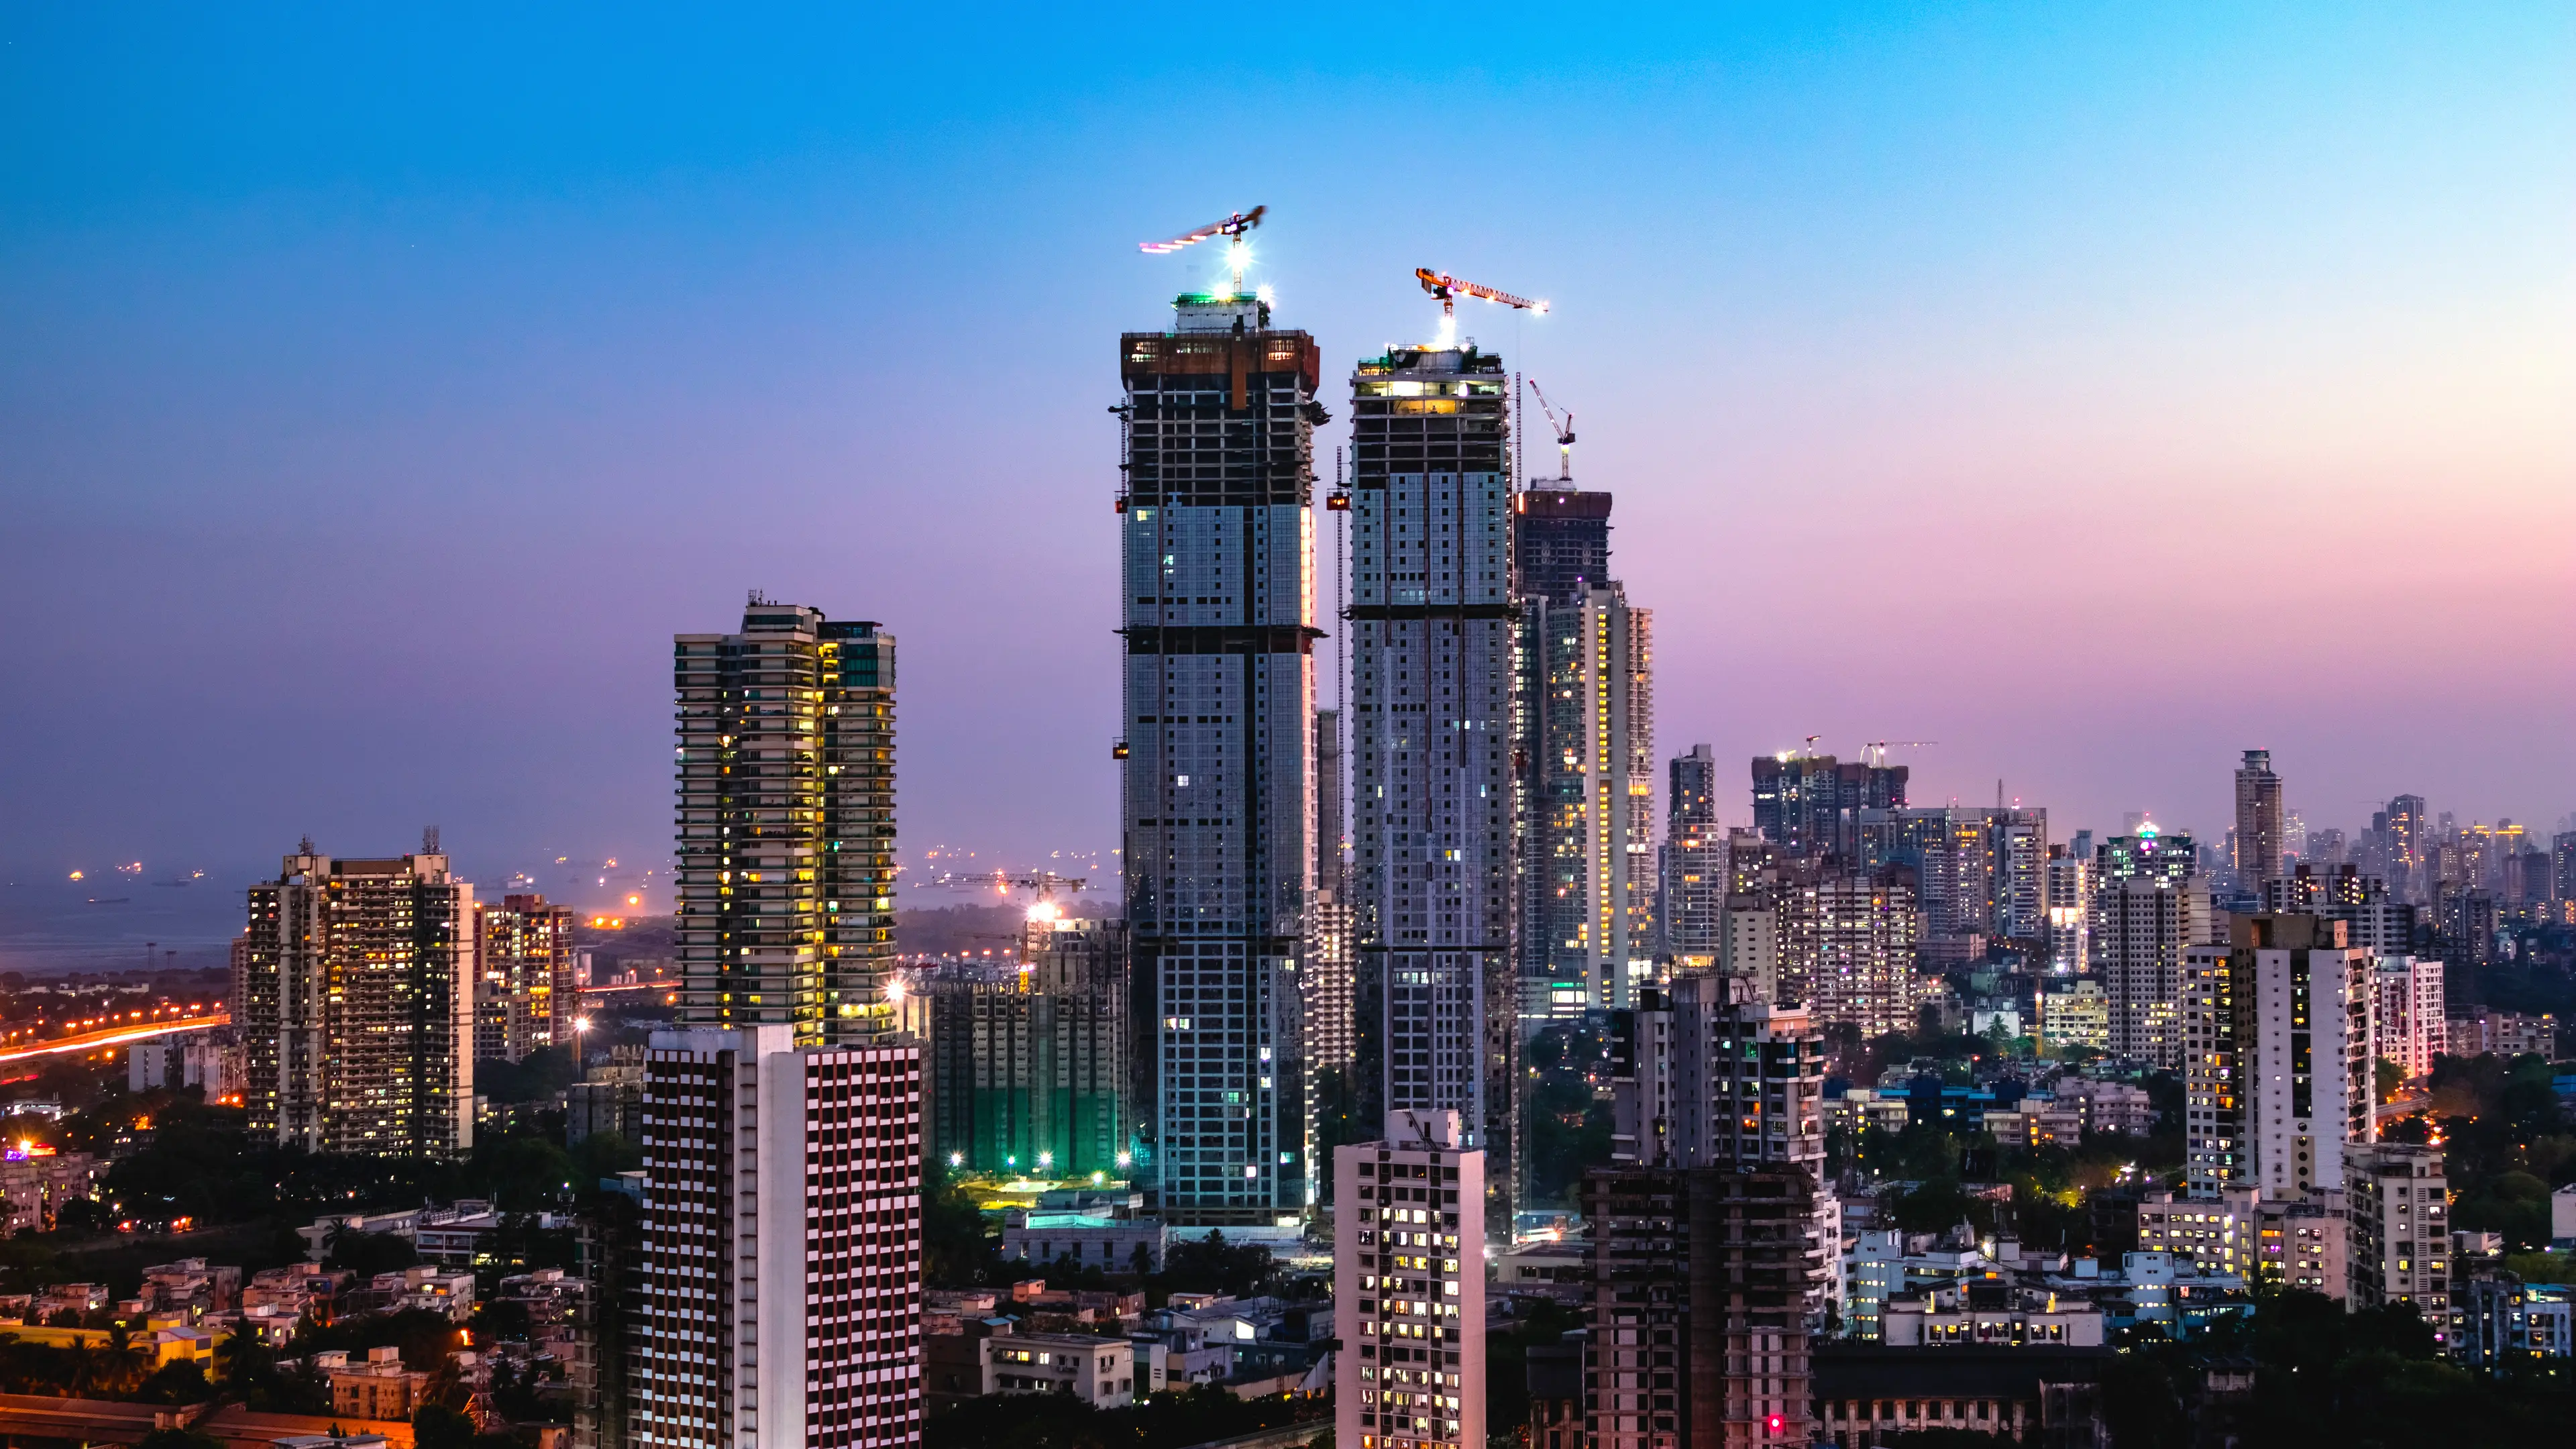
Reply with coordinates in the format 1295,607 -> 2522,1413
4,4 -> 2571,921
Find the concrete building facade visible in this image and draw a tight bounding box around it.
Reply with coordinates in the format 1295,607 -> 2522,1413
1120,292 -> 1321,1224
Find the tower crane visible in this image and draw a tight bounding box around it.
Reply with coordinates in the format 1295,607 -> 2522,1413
1141,206 -> 1266,295
1414,268 -> 1549,317
1862,741 -> 1937,768
1525,378 -> 1576,482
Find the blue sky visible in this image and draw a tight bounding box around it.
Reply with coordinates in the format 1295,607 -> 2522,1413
3,4 -> 2571,912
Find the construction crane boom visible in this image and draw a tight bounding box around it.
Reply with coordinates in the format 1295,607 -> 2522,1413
1525,378 -> 1576,481
1141,206 -> 1267,295
1415,268 -> 1549,317
1861,740 -> 1937,768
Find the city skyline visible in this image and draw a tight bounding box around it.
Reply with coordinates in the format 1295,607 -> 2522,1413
5,7 -> 2573,896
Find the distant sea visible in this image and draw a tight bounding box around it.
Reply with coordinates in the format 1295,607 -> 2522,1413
0,874 -> 249,975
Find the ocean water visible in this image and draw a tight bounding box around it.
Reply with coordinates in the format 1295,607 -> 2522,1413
0,873 -> 249,975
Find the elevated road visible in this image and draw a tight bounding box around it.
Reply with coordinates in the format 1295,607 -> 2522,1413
0,1010 -> 229,1066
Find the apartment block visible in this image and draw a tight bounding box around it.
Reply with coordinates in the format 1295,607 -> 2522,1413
1336,1111 -> 1485,1449
1750,755 -> 1907,863
1523,580 -> 1655,1014
629,1026 -> 922,1449
1350,339 -> 1519,1225
239,843 -> 474,1158
673,602 -> 898,1046
2092,827 -> 2210,1069
1119,292 -> 1318,1224
902,914 -> 1127,1181
1660,745 -> 1727,972
2345,1142 -> 2450,1338
475,893 -> 575,1063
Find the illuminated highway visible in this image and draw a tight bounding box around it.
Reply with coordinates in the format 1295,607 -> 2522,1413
0,1011 -> 229,1065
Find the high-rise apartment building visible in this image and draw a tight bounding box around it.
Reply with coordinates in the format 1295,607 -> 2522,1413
2043,847 -> 2092,975
1513,488 -> 1612,604
1580,1165 -> 1817,1449
1858,806 -> 2047,943
2372,956 -> 2447,1080
2383,794 -> 2428,900
1749,755 -> 1906,863
475,893 -> 576,1063
1348,339 -> 1518,1226
1802,875 -> 1924,1040
2261,863 -> 2415,953
239,842 -> 475,1158
2345,1142 -> 2451,1336
1660,746 -> 1728,972
2092,826 -> 2208,1068
2233,750 -> 2285,887
1336,1110 -> 1485,1449
629,1025 -> 922,1449
1611,977 -> 1837,1326
2180,915 -> 2373,1201
903,912 -> 1128,1181
1523,580 -> 1654,1014
673,602 -> 897,1046
1120,292 -> 1320,1223
1309,709 -> 1357,1086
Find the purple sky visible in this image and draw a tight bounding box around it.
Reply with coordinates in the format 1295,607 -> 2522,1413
3,6 -> 2571,922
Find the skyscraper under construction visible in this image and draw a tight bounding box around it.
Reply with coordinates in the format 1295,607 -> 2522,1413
672,600 -> 898,1045
1118,291 -> 1320,1224
1348,338 -> 1519,1226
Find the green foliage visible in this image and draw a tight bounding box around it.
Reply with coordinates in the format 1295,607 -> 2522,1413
2375,1057 -> 2407,1104
2425,1051 -> 2576,1250
2102,1291 -> 2576,1447
325,1227 -> 421,1277
1525,1025 -> 1612,1208
473,1046 -> 581,1105
1160,1231 -> 1277,1301
922,1157 -> 1000,1287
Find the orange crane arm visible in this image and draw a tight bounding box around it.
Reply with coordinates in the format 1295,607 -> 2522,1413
1415,268 -> 1549,314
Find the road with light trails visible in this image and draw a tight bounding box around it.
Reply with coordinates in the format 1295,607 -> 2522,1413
0,1010 -> 229,1065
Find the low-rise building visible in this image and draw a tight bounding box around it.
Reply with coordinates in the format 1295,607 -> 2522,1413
359,1265 -> 476,1321
319,1345 -> 433,1421
1001,1210 -> 1167,1275
2445,1010 -> 2555,1059
988,1332 -> 1136,1406
0,1150 -> 102,1235
2053,1077 -> 2153,1136
1809,1346 -> 2110,1448
1880,1291 -> 2104,1348
2459,1280 -> 2573,1366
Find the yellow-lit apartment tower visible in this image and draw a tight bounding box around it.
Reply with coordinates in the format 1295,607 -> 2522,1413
672,598 -> 898,1045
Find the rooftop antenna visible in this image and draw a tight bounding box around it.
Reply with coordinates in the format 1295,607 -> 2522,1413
1140,205 -> 1267,298
423,826 -> 441,855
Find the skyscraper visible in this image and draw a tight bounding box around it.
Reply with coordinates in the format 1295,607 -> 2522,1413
2092,826 -> 2209,1068
1750,755 -> 1907,862
239,841 -> 475,1158
1660,745 -> 1727,971
2383,794 -> 2428,901
1308,708 -> 1357,1085
2234,749 -> 2285,887
2180,914 -> 2373,1199
1120,292 -> 1320,1223
475,892 -> 575,1063
2043,847 -> 2092,975
629,1025 -> 923,1449
673,601 -> 898,1046
1522,581 -> 1655,1014
1858,806 -> 2048,943
1512,488 -> 1611,604
1801,874 -> 1925,1040
904,911 -> 1128,1181
1349,338 -> 1518,1227
1335,1110 -> 1485,1449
